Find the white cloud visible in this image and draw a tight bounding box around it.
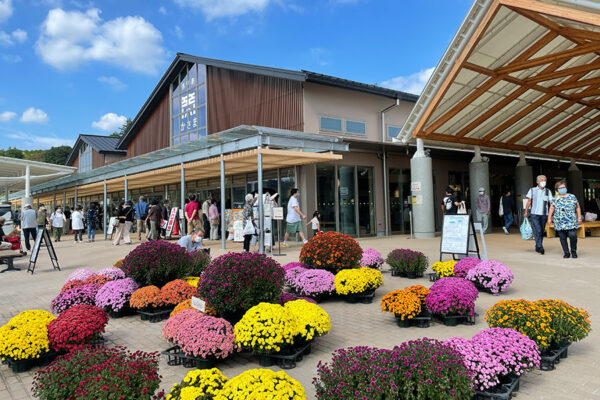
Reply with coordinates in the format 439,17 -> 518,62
36,8 -> 166,74
92,112 -> 126,131
173,0 -> 271,20
5,132 -> 72,149
98,75 -> 126,91
310,47 -> 330,66
20,107 -> 49,123
380,67 -> 434,95
0,0 -> 12,24
173,25 -> 183,39
0,28 -> 27,46
0,110 -> 16,121
158,5 -> 167,14
1,54 -> 21,62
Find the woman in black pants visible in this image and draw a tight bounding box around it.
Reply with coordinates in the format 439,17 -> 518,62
243,194 -> 255,252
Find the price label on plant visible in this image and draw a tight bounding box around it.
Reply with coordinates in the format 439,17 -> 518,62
191,296 -> 206,313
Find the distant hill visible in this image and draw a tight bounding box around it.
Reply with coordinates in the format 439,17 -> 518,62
0,146 -> 73,166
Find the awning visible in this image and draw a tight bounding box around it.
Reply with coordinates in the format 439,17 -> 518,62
399,0 -> 600,163
0,157 -> 76,196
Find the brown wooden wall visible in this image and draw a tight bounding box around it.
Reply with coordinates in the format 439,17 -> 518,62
207,67 -> 303,134
71,154 -> 79,168
126,92 -> 170,158
92,151 -> 103,169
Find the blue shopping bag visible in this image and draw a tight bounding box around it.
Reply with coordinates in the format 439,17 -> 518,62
520,217 -> 533,240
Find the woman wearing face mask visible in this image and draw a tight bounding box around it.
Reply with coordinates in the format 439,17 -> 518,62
547,181 -> 582,259
50,207 -> 66,242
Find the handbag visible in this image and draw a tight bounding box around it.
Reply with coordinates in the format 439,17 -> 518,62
498,196 -> 504,216
457,201 -> 467,215
244,219 -> 256,235
520,217 -> 533,240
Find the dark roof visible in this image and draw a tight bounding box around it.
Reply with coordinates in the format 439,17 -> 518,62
116,53 -> 419,150
65,134 -> 126,166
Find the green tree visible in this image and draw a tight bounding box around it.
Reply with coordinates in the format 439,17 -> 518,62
23,150 -> 45,162
0,147 -> 24,159
43,146 -> 72,165
110,118 -> 132,137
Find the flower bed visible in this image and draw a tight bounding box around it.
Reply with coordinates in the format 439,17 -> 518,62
189,249 -> 211,275
0,310 -> 55,367
47,305 -> 108,352
453,257 -> 481,278
95,278 -> 139,313
175,314 -> 238,361
163,309 -> 203,343
386,248 -> 428,277
60,279 -> 86,293
285,265 -> 307,286
130,285 -> 163,310
198,252 -> 284,316
314,340 -> 473,400
472,328 -> 541,376
381,289 -> 422,320
431,260 -> 456,278
218,369 -> 306,399
165,368 -> 228,400
97,267 -> 125,280
119,240 -> 196,287
334,267 -> 383,296
535,299 -> 591,346
466,260 -> 514,294
360,248 -> 384,269
160,279 -> 197,306
290,269 -> 335,299
234,303 -> 297,354
170,299 -> 217,317
284,300 -> 331,341
51,284 -> 101,314
183,276 -> 200,287
65,268 -> 96,282
425,277 -> 478,318
31,346 -> 162,400
83,275 -> 112,286
299,231 -> 362,273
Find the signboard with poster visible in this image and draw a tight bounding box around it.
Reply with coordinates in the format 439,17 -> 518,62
166,208 -> 179,237
232,208 -> 244,242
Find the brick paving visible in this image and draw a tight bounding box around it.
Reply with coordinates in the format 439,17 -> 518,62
0,232 -> 598,399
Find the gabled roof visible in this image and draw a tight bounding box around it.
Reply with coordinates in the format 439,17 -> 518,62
398,0 -> 600,163
116,53 -> 419,151
65,134 -> 126,166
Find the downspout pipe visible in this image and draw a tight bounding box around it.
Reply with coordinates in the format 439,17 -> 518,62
381,98 -> 400,236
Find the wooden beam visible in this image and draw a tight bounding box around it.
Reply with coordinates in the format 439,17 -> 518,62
494,42 -> 600,74
568,88 -> 600,100
500,0 -> 600,28
545,113 -> 600,150
506,99 -> 574,144
550,77 -> 600,92
481,93 -> 554,142
528,105 -> 595,146
524,60 -> 600,84
412,0 -> 502,137
563,127 -> 600,153
579,136 -> 600,156
560,27 -> 600,42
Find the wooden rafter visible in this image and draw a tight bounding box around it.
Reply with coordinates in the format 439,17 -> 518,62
505,99 -> 574,144
545,113 -> 600,150
528,106 -> 595,147
550,76 -> 600,92
563,127 -> 600,153
500,0 -> 600,28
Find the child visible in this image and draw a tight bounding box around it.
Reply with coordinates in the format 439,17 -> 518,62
307,211 -> 320,237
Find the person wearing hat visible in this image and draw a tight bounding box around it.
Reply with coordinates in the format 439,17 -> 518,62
475,187 -> 491,232
177,228 -> 204,252
20,204 -> 37,251
441,187 -> 461,215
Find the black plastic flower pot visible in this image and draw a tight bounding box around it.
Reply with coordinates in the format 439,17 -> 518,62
395,317 -> 411,328
256,354 -> 274,367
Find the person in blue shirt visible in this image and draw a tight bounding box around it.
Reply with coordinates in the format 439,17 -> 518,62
176,228 -> 204,252
133,196 -> 148,241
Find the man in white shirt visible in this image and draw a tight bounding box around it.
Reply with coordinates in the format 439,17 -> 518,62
20,204 -> 37,251
177,228 -> 204,252
524,175 -> 552,255
282,188 -> 307,247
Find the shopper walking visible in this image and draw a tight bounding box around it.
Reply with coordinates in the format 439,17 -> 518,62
20,204 -> 37,251
50,206 -> 66,242
147,200 -> 162,240
161,200 -> 170,237
548,181 -> 582,258
202,196 -> 212,235
63,206 -> 71,235
113,201 -> 134,245
36,204 -> 48,231
242,194 -> 255,252
475,187 -> 490,231
134,196 -> 148,241
525,175 -> 552,255
282,188 -> 307,247
209,199 -> 219,240
185,195 -> 201,234
71,205 -> 84,243
85,206 -> 98,242
306,211 -> 320,237
500,189 -> 516,234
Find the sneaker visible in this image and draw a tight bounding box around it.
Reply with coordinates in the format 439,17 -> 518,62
281,243 -> 289,247
303,240 -> 308,244
502,227 -> 509,234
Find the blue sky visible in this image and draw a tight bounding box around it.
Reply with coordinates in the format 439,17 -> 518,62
0,0 -> 472,150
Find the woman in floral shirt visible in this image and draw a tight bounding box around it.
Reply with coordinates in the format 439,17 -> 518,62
547,181 -> 582,258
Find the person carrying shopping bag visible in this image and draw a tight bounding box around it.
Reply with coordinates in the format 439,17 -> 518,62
524,175 -> 552,254
547,181 -> 582,258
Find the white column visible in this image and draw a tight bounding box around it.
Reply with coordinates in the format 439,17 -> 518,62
410,139 -> 435,238
124,176 -> 128,202
257,152 -> 264,254
469,146 -> 491,233
103,182 -> 107,240
180,166 -> 185,235
220,158 -> 226,250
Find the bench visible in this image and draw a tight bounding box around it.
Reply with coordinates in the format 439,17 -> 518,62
0,252 -> 26,273
547,221 -> 600,239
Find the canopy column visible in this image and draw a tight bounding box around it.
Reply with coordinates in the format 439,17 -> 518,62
103,182 -> 107,240
469,146 -> 491,233
257,151 -> 264,254
220,158 -> 226,250
515,153 -> 533,218
410,139 -> 435,238
567,160 -> 584,208
180,166 -> 185,235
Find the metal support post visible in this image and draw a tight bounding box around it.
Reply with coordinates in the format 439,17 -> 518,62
124,176 -> 128,202
74,189 -> 78,208
180,167 -> 185,235
103,182 -> 107,240
63,192 -> 66,208
382,149 -> 389,236
220,158 -> 226,250
258,152 -> 264,254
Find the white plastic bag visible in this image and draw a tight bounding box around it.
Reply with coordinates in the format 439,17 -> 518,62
584,212 -> 597,222
244,219 -> 255,235
457,201 -> 467,214
498,196 -> 504,216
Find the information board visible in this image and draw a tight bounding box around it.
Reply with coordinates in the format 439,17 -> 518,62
106,217 -> 117,235
272,207 -> 284,220
191,296 -> 206,313
440,214 -> 471,255
165,207 -> 178,237
232,208 -> 244,242
28,229 -> 60,274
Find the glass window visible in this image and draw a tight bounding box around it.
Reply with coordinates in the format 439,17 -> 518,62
79,143 -> 92,173
320,117 -> 342,132
346,120 -> 366,134
171,63 -> 208,145
387,125 -> 401,138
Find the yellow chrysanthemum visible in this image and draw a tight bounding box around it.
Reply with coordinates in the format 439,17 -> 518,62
215,369 -> 306,400
284,300 -> 331,341
431,260 -> 456,277
334,267 -> 384,295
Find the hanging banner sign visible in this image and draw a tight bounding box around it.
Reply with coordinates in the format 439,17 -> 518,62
166,207 -> 178,237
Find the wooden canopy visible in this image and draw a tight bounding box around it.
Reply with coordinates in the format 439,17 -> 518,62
401,0 -> 600,163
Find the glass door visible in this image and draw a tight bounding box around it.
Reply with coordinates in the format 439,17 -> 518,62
338,166 -> 356,236
389,168 -> 410,233
316,166 -> 336,232
357,167 -> 375,236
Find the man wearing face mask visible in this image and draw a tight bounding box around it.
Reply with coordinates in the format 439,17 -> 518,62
176,228 -> 204,252
525,175 -> 552,255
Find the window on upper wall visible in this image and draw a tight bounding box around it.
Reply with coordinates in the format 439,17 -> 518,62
387,125 -> 402,138
79,143 -> 92,173
319,116 -> 366,135
171,63 -> 208,145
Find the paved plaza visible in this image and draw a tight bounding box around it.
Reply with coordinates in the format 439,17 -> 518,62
0,232 -> 599,400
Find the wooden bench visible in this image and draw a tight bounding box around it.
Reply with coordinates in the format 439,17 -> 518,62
0,252 -> 26,273
547,221 -> 600,239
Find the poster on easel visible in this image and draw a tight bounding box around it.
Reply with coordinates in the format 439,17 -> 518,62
106,217 -> 117,236
440,214 -> 480,260
232,208 -> 244,242
28,229 -> 60,274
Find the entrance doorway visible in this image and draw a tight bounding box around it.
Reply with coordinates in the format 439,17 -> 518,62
389,168 -> 410,233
